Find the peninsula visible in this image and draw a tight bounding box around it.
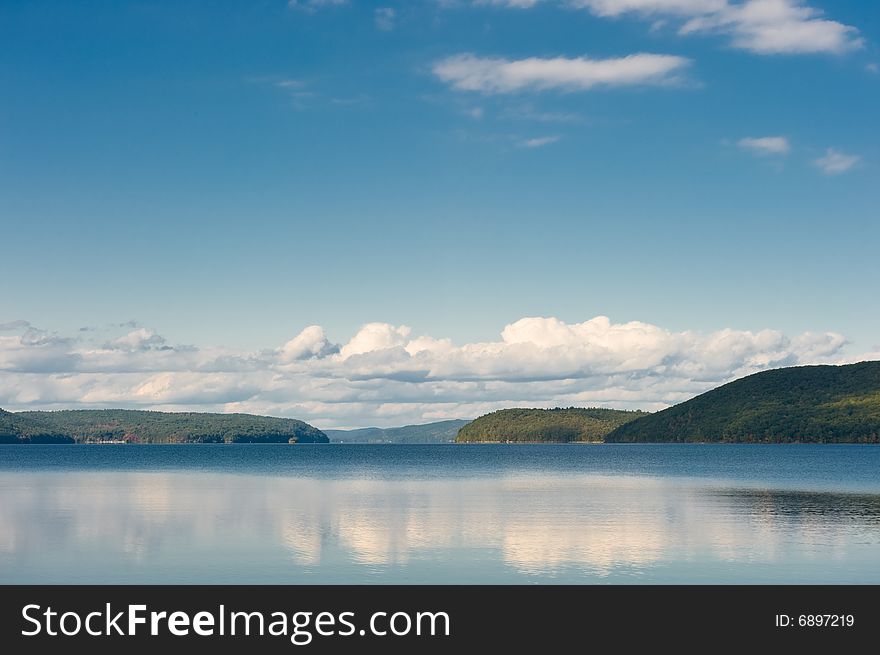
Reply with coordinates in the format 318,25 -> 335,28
455,407 -> 645,443
0,408 -> 328,444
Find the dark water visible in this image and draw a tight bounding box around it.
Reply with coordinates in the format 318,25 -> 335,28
1,444 -> 879,584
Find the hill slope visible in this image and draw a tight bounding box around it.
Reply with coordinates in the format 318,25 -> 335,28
1,409 -> 328,444
0,408 -> 74,444
324,419 -> 471,444
606,361 -> 880,443
456,408 -> 647,443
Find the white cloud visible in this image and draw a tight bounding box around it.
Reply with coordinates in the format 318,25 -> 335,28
519,135 -> 561,147
107,328 -> 168,352
279,325 -> 338,361
571,0 -> 726,16
678,0 -> 863,55
813,148 -> 860,175
0,316 -> 865,428
374,7 -> 396,31
737,135 -> 790,155
433,53 -> 691,94
477,0 -> 544,6
482,1 -> 864,55
338,323 -> 412,359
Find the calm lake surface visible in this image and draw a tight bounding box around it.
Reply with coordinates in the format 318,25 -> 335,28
2,444 -> 879,584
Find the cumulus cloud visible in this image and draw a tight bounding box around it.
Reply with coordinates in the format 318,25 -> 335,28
0,327 -> 80,374
433,53 -> 691,94
737,135 -> 790,155
0,316 -> 866,428
278,325 -> 339,361
339,323 -> 412,359
106,328 -> 169,352
813,148 -> 860,175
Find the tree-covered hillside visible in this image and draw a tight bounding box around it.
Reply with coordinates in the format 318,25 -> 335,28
0,408 -> 74,444
0,409 -> 328,444
324,419 -> 471,444
455,407 -> 647,443
606,361 -> 880,443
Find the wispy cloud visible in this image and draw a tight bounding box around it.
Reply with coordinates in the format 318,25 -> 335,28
433,53 -> 692,94
257,76 -> 367,111
813,148 -> 860,175
275,79 -> 307,89
518,135 -> 560,147
503,104 -> 583,123
269,78 -> 317,110
374,7 -> 396,31
677,0 -> 863,55
569,0 -> 726,15
737,135 -> 790,155
476,0 -> 544,6
0,320 -> 31,332
475,1 -> 863,56
288,0 -> 348,12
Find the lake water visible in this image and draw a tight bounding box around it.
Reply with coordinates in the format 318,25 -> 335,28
1,444 -> 879,584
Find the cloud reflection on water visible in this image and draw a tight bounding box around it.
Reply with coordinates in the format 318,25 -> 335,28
1,472 -> 878,583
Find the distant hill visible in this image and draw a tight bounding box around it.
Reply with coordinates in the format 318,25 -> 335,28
324,419 -> 471,444
0,408 -> 74,444
0,409 -> 328,444
456,408 -> 647,443
606,361 -> 880,443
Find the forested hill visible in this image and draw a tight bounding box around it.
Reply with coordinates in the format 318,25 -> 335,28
606,361 -> 880,443
1,408 -> 73,443
455,408 -> 647,443
324,419 -> 471,444
0,409 -> 329,444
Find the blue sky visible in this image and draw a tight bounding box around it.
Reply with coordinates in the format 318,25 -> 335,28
1,1 -> 878,426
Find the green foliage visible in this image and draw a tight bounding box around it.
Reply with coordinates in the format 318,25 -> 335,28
606,361 -> 880,443
325,419 -> 471,444
456,407 -> 647,443
0,408 -> 328,444
0,408 -> 74,444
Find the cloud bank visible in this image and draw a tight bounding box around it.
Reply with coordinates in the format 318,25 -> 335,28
1,316 -> 870,429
